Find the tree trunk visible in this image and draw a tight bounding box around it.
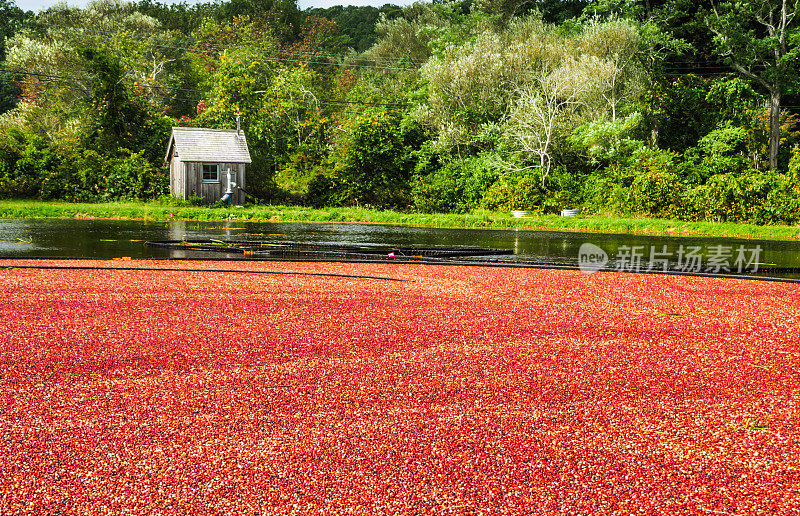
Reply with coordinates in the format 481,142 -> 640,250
769,86 -> 780,171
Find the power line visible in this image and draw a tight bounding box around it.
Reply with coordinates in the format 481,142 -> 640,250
33,18 -> 424,65
29,19 -> 424,71
0,74 -> 409,110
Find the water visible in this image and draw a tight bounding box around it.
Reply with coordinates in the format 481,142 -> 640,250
1,218 -> 799,279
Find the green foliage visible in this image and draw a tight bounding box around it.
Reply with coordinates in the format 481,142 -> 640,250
685,170 -> 798,224
0,133 -> 61,198
0,0 -> 30,115
646,75 -> 718,152
705,0 -> 800,170
106,150 -> 169,200
697,123 -> 749,157
481,171 -> 545,211
84,47 -> 172,162
744,109 -> 800,172
705,77 -> 759,128
0,0 -> 795,225
680,123 -> 752,183
790,148 -> 800,179
324,112 -> 421,209
304,173 -> 338,208
305,5 -> 399,52
364,1 -> 467,65
534,0 -> 588,24
582,147 -> 684,217
569,112 -> 646,166
412,154 -> 500,213
273,144 -> 326,202
70,148 -> 169,201
0,124 -> 166,201
626,170 -> 686,218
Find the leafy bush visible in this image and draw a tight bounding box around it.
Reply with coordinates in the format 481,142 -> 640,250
274,144 -> 325,201
305,173 -> 341,208
0,134 -> 66,199
0,123 -> 169,202
323,112 -> 421,209
569,113 -> 647,167
790,148 -> 800,178
684,170 -> 796,224
627,170 -> 687,218
582,148 -> 683,216
73,149 -> 168,201
582,173 -> 620,214
481,171 -> 545,211
680,123 -> 751,183
412,155 -> 499,213
412,165 -> 460,213
105,150 -> 168,200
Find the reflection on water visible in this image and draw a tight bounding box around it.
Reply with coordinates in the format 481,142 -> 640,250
0,218 -> 798,278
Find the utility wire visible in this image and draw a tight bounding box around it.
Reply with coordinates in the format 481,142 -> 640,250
0,68 -> 409,109
4,73 -> 796,111
32,18 -> 422,65
28,19 -> 424,70
2,257 -> 796,284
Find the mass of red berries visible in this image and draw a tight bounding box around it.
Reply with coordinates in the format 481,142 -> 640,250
1,259 -> 798,515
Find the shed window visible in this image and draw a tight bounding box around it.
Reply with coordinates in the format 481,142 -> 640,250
202,164 -> 219,182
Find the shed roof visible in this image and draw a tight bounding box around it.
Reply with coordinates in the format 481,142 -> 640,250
165,127 -> 252,164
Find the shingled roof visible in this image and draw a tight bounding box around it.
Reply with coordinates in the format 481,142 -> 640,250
165,127 -> 252,164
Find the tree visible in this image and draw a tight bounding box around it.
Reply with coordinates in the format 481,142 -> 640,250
4,0 -> 181,149
0,0 -> 31,114
83,47 -> 168,160
706,0 -> 800,170
475,0 -> 588,24
419,13 -> 558,154
328,111 -> 418,208
573,17 -> 645,121
362,1 -> 464,66
504,58 -> 595,185
305,5 -> 396,52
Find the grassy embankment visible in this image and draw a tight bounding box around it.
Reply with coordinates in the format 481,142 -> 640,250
1,199 -> 800,240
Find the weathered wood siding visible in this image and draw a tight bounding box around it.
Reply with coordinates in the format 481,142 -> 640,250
170,153 -> 183,198
182,162 -> 246,204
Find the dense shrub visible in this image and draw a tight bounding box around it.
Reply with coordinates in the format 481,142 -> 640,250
627,170 -> 687,218
624,148 -> 686,217
789,148 -> 800,178
582,148 -> 684,217
324,112 -> 420,209
273,144 -> 325,201
581,172 -> 628,214
305,173 -> 341,208
569,113 -> 648,168
412,155 -> 499,213
680,123 -> 752,184
105,150 -> 169,200
412,165 -> 460,213
0,129 -> 168,201
0,134 -> 64,199
481,171 -> 545,211
684,170 -> 799,224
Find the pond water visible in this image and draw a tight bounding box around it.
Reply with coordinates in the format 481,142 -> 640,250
1,218 -> 799,280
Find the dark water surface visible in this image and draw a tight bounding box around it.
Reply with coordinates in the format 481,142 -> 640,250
1,218 -> 799,279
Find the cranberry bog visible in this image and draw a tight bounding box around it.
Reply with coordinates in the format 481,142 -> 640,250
1,259 -> 798,515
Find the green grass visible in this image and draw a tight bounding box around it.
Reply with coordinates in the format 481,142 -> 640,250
1,199 -> 800,241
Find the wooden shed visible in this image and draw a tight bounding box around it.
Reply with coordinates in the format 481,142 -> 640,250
165,127 -> 252,204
